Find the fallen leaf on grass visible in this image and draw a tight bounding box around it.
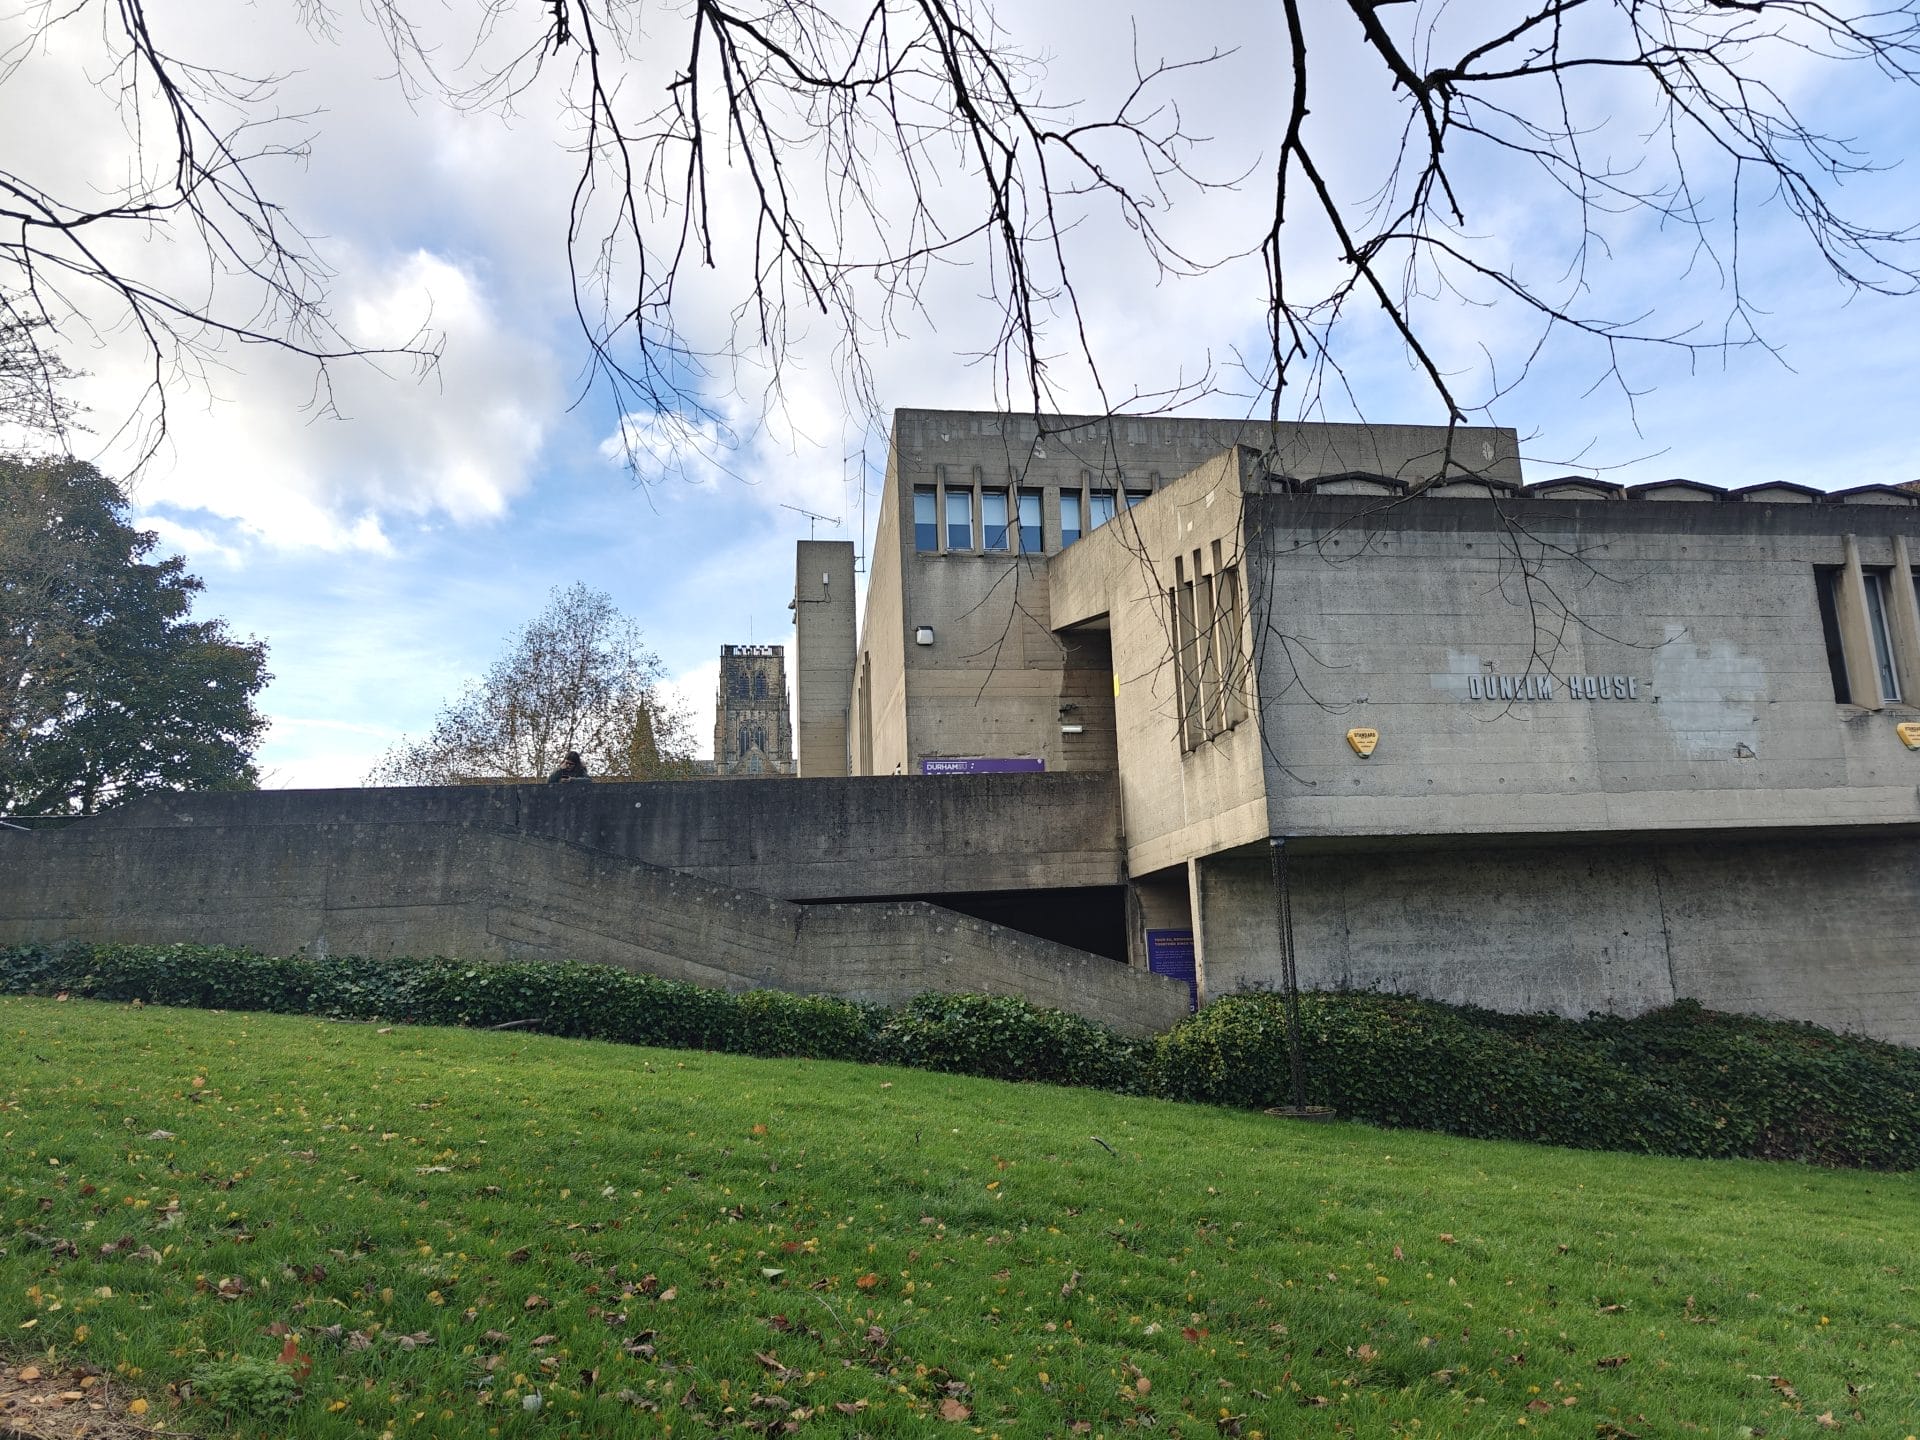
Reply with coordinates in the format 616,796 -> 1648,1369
524,1294 -> 550,1310
834,1400 -> 869,1415
939,1397 -> 971,1421
277,1335 -> 313,1381
1596,1354 -> 1631,1369
529,1335 -> 556,1348
1813,1415 -> 1840,1431
392,1331 -> 435,1350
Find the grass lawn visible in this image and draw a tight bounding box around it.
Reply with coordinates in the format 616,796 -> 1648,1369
2,997 -> 1916,1439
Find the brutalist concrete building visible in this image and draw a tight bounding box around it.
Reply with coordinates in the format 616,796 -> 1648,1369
8,407 -> 1918,1043
794,408 -> 1920,1043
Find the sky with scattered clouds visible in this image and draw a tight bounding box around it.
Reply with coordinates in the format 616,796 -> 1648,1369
8,0 -> 1920,787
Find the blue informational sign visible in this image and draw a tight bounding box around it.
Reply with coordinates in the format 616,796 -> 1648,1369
1145,928 -> 1198,1012
919,757 -> 1047,775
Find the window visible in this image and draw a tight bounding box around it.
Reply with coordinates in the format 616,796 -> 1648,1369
1089,489 -> 1116,529
1018,490 -> 1043,552
1060,492 -> 1084,547
1124,488 -> 1150,509
1815,568 -> 1850,704
982,489 -> 1011,551
913,487 -> 938,551
945,488 -> 974,550
1865,570 -> 1902,702
1170,552 -> 1248,750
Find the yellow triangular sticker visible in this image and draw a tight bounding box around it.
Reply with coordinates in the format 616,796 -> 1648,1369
1346,727 -> 1379,758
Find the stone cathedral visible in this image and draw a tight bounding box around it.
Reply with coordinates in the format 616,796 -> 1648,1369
712,643 -> 794,776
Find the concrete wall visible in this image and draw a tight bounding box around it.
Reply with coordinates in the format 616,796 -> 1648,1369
74,773 -> 1127,901
863,410 -> 1519,776
1191,835 -> 1920,1046
795,541 -> 856,777
1247,495 -> 1920,840
853,438 -> 911,775
1050,449 -> 1270,880
0,820 -> 1189,1036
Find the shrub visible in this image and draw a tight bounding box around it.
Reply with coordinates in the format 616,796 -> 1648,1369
5,942 -> 1916,1168
1153,991 -> 1920,1169
874,991 -> 1144,1091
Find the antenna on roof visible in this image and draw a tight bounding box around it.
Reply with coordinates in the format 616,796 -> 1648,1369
780,503 -> 842,540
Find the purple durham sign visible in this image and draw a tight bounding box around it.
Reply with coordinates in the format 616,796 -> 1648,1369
918,757 -> 1047,776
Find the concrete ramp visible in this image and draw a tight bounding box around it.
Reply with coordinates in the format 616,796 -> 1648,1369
0,820 -> 1187,1037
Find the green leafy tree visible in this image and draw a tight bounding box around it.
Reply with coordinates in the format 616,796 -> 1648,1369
0,456 -> 269,815
366,583 -> 695,785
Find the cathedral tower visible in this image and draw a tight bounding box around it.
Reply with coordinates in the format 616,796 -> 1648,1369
712,644 -> 794,776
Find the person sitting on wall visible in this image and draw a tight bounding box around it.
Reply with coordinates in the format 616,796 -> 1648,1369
548,750 -> 589,784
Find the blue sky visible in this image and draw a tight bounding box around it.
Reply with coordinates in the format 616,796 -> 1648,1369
9,1 -> 1920,787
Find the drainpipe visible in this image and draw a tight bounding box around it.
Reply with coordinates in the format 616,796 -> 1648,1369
1266,835 -> 1307,1112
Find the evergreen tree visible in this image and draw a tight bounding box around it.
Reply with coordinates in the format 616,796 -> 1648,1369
0,456 -> 269,815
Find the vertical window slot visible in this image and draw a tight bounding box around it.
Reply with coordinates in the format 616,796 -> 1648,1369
913,487 -> 938,551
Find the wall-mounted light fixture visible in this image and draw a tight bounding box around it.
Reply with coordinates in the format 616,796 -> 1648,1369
1060,724 -> 1085,735
914,626 -> 935,646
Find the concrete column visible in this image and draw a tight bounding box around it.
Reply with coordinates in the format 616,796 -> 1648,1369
1888,536 -> 1920,706
794,541 -> 857,776
1837,536 -> 1886,710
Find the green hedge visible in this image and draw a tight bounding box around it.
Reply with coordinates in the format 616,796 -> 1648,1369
4,942 -> 1916,1169
1152,991 -> 1920,1170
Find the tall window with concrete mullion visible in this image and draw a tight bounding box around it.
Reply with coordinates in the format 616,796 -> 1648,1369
1171,555 -> 1205,750
945,486 -> 974,551
1863,571 -> 1901,702
1212,561 -> 1249,729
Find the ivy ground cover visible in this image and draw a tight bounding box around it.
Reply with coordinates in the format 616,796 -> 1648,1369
3,996 -> 1916,1438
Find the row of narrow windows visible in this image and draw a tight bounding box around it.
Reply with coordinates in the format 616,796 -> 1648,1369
912,484 -> 1149,554
1814,565 -> 1918,705
1169,542 -> 1250,751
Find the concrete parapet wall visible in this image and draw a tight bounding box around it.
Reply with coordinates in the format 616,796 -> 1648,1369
81,773 -> 1124,901
0,819 -> 1186,1036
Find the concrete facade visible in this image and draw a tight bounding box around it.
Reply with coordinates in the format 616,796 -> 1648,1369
800,407 -> 1920,1044
793,540 -> 857,776
12,406 -> 1920,1043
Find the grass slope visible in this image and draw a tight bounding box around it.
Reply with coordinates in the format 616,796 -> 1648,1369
2,998 -> 1916,1439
